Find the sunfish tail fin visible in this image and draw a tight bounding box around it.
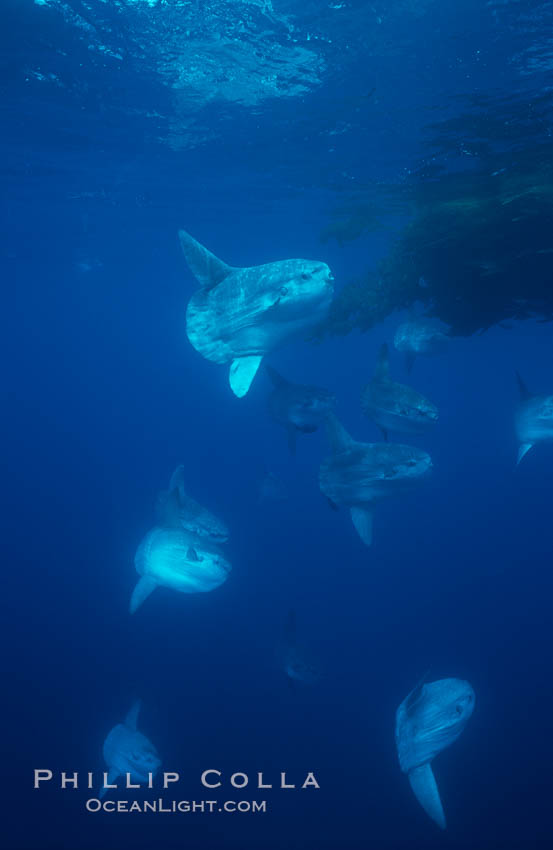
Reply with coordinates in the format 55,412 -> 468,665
125,700 -> 141,731
324,412 -> 354,454
517,443 -> 533,464
350,507 -> 373,546
265,364 -> 289,388
229,355 -> 263,397
374,343 -> 390,381
178,230 -> 234,291
408,763 -> 446,829
515,370 -> 532,401
129,576 -> 158,614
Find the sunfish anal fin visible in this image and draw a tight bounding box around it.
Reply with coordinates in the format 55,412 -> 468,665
129,576 -> 158,614
374,343 -> 390,381
178,230 -> 234,291
517,443 -> 533,464
125,700 -> 141,731
350,506 -> 373,545
229,356 -> 262,397
408,763 -> 446,830
324,412 -> 355,454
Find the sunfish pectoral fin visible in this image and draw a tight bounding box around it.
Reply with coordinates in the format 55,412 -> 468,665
178,230 -> 234,291
350,507 -> 373,546
229,355 -> 263,397
517,443 -> 533,464
125,700 -> 141,731
408,763 -> 446,830
129,576 -> 158,614
99,768 -> 120,800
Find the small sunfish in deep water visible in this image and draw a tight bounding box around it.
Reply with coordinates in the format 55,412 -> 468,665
100,701 -> 161,799
319,413 -> 432,545
361,343 -> 438,440
156,464 -> 229,543
266,365 -> 336,454
130,526 -> 231,613
277,610 -> 321,686
515,371 -> 553,464
394,317 -> 449,373
179,230 -> 334,397
258,469 -> 288,503
395,677 -> 475,829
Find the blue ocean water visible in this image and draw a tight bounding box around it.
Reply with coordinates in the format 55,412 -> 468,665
3,1 -> 553,848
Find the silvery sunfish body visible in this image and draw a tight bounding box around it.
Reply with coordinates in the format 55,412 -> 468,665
130,526 -> 231,613
266,365 -> 336,454
361,343 -> 438,440
156,465 -> 229,543
515,372 -> 553,464
179,230 -> 334,397
319,413 -> 432,545
394,317 -> 449,373
395,677 -> 475,829
277,610 -> 321,686
100,701 -> 161,799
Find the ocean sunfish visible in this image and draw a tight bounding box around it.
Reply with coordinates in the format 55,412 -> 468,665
361,343 -> 438,440
319,413 -> 432,545
130,526 -> 231,614
266,365 -> 336,454
179,230 -> 334,397
156,464 -> 229,543
515,371 -> 553,464
394,317 -> 449,373
395,677 -> 475,829
100,701 -> 161,799
277,609 -> 321,686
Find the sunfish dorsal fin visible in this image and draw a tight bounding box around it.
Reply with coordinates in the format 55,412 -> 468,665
517,443 -> 533,464
230,355 -> 263,397
515,370 -> 532,401
129,576 -> 158,614
324,412 -> 355,454
374,343 -> 390,381
168,464 -> 186,500
350,507 -> 373,545
178,230 -> 234,291
125,700 -> 141,731
405,671 -> 429,715
408,763 -> 446,829
265,364 -> 290,388
159,487 -> 183,528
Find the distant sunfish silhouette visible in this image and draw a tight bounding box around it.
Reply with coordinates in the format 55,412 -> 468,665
319,413 -> 432,545
361,343 -> 438,440
395,677 -> 475,829
156,464 -> 229,543
130,526 -> 231,613
394,317 -> 449,373
277,609 -> 321,686
266,365 -> 336,454
179,230 -> 334,397
100,701 -> 161,799
515,371 -> 553,464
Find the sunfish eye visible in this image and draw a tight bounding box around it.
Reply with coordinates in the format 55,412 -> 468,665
280,286 -> 288,296
455,704 -> 464,716
301,272 -> 310,281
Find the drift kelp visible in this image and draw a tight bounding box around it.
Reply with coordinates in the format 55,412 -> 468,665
179,230 -> 334,397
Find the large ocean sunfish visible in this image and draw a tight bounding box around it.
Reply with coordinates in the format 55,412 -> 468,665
179,230 -> 334,397
319,413 -> 432,545
515,371 -> 553,464
100,701 -> 161,799
395,677 -> 475,829
394,316 -> 449,374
